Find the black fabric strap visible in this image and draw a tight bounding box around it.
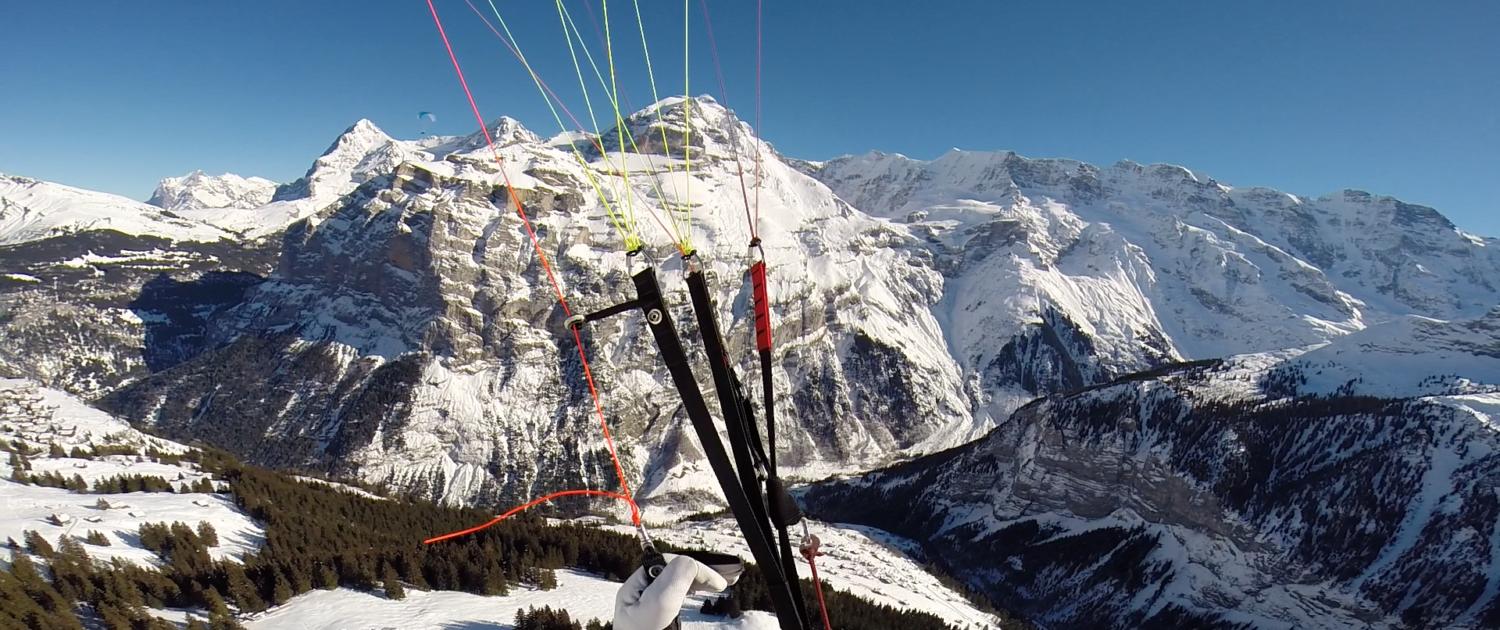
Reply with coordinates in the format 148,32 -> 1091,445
684,268 -> 809,624
631,268 -> 806,630
686,271 -> 773,535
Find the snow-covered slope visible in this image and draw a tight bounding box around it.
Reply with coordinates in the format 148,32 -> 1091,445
0,174 -> 235,245
2,377 -> 972,630
1265,307 -> 1500,398
813,151 -> 1500,434
605,517 -> 1004,629
802,315 -> 1500,630
0,379 -> 265,566
148,171 -> 277,212
245,570 -> 778,630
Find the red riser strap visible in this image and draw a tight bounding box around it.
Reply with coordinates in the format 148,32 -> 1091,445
751,262 -> 772,352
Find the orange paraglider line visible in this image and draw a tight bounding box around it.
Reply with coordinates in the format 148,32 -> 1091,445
423,0 -> 638,542
423,490 -> 639,545
461,0 -> 687,256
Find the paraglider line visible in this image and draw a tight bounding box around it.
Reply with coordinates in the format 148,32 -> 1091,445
699,0 -> 756,240
425,0 -> 637,524
465,0 -> 688,255
755,0 -> 762,231
426,0 -> 571,316
423,489 -> 639,544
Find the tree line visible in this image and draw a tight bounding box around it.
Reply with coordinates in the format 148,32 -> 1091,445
2,441 -> 969,629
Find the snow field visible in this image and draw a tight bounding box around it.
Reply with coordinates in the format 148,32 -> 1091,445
603,517 -> 1004,629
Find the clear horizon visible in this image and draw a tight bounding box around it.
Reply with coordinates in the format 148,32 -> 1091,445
2,1 -> 1495,235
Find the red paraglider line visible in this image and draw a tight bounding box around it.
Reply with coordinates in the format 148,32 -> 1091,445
424,0 -> 638,535
698,0 -> 756,240
755,0 -> 763,231
461,0 -> 687,257
423,490 -> 639,545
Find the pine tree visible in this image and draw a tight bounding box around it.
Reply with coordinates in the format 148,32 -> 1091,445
382,565 -> 405,601
185,616 -> 211,630
97,601 -> 136,630
85,530 -> 111,546
224,562 -> 266,613
208,608 -> 244,630
22,530 -> 54,558
48,442 -> 65,458
203,587 -> 231,617
272,570 -> 294,606
198,521 -> 219,547
317,564 -> 339,590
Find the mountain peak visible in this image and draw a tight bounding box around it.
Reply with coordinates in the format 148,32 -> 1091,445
483,116 -> 538,145
148,171 -> 277,211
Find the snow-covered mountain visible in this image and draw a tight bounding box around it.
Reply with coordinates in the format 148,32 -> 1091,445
1264,308 -> 1500,399
0,377 -> 994,630
813,151 -> 1500,434
801,310 -> 1500,629
148,170 -> 277,212
94,97 -> 969,516
5,98 -> 1499,515
0,174 -> 236,245
2,95 -> 1498,630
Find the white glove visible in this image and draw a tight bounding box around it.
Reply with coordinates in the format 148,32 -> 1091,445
614,554 -> 731,630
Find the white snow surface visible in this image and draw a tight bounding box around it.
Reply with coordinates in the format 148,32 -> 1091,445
0,379 -> 265,567
603,517 -> 1003,629
246,569 -> 779,630
148,170 -> 277,212
0,174 -> 235,245
1272,307 -> 1500,397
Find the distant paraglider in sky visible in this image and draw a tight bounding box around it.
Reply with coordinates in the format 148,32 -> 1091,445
418,111 -> 436,135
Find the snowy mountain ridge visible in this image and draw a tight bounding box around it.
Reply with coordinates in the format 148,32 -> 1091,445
148,170 -> 277,213
0,174 -> 236,245
3,96 -> 1500,630
803,311 -> 1500,629
5,98 -> 1498,506
814,150 -> 1499,427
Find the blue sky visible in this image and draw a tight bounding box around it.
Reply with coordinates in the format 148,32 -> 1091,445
2,1 -> 1496,234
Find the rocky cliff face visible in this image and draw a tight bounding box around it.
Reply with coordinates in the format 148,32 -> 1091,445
87,99 -> 967,516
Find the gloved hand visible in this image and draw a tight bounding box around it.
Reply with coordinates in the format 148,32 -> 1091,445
614,554 -> 731,630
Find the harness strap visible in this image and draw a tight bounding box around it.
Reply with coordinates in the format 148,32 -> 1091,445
685,260 -> 809,624
629,267 -> 807,630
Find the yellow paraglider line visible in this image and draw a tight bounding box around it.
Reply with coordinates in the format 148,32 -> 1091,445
555,0 -> 687,250
683,0 -> 692,248
628,0 -> 693,249
600,0 -> 645,250
472,0 -> 636,250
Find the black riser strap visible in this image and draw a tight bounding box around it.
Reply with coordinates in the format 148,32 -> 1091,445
631,268 -> 806,630
686,271 -> 771,537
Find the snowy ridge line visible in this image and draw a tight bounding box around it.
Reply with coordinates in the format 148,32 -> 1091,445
802,339 -> 1500,630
